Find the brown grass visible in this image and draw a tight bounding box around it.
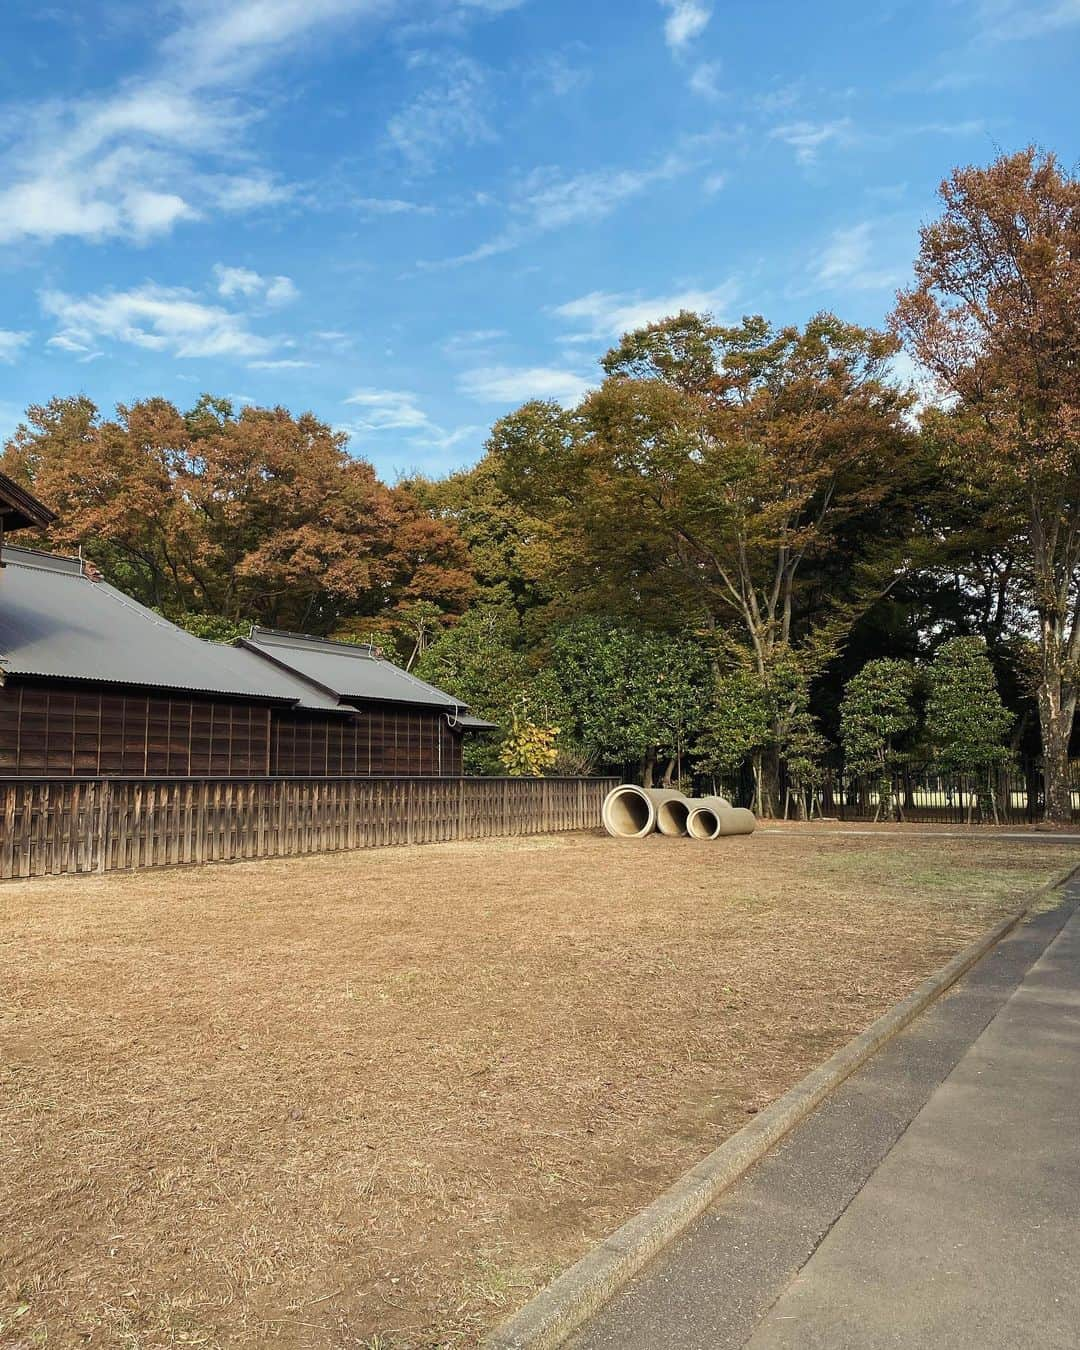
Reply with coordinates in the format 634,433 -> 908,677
1,831 -> 1074,1349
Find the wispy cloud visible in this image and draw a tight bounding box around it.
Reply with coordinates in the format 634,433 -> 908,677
354,196 -> 436,216
770,118 -> 855,165
343,386 -> 481,455
213,264 -> 299,306
40,274 -> 295,363
689,62 -> 722,99
248,358 -> 317,369
459,365 -> 593,405
0,1 -> 519,247
980,0 -> 1080,39
0,331 -> 30,363
553,283 -> 737,342
344,387 -> 436,432
813,222 -> 901,291
425,149 -> 699,268
386,53 -> 494,172
658,0 -> 712,51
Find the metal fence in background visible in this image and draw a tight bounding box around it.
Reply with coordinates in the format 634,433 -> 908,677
702,761 -> 1080,824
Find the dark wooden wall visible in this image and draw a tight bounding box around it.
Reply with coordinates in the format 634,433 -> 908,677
0,681 -> 271,776
0,680 -> 464,778
271,706 -> 462,776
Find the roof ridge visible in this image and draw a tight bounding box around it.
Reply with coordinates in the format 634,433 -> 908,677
250,625 -> 378,658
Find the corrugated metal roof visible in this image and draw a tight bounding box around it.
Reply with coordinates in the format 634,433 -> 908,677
242,627 -> 470,710
0,546 -> 331,704
453,712 -> 500,731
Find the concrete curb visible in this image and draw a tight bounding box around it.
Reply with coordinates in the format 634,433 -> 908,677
485,863 -> 1080,1350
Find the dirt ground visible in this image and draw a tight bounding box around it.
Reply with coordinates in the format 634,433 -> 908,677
2,831 -> 1075,1349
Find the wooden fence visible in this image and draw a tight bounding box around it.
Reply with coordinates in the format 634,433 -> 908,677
0,775 -> 619,880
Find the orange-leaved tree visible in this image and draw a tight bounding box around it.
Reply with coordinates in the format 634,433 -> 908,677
0,393 -> 473,635
892,149 -> 1080,821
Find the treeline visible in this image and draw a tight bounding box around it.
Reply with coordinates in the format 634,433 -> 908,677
3,149 -> 1077,818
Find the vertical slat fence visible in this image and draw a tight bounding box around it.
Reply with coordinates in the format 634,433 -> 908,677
0,775 -> 618,880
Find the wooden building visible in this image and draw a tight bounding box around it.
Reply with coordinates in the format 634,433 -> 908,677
0,473 -> 493,779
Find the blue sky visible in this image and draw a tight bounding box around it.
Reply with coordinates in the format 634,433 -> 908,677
0,0 -> 1076,480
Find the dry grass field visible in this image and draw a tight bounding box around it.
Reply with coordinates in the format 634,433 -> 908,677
2,831 -> 1075,1349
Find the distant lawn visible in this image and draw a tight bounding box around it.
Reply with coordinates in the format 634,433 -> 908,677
1,833 -> 1073,1348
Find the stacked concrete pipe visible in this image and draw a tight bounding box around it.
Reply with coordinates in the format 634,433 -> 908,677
686,796 -> 756,839
601,784 -> 658,838
601,785 -> 755,839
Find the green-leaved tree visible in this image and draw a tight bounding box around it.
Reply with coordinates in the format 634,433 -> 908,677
925,637 -> 1012,821
839,659 -> 919,821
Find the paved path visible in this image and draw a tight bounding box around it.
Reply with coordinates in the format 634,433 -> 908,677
570,882 -> 1080,1350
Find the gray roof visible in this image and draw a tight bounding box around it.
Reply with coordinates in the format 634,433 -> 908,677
0,547 -> 488,727
0,546 -> 333,706
241,627 -> 471,711
453,712 -> 500,731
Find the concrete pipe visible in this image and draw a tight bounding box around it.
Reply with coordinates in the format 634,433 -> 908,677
686,797 -> 753,840
644,787 -> 692,837
715,805 -> 756,836
601,784 -> 658,839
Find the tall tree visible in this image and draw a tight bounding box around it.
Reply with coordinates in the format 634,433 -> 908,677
925,637 -> 1012,821
496,313 -> 916,810
548,617 -> 709,784
839,659 -> 919,821
1,395 -> 473,634
892,148 -> 1080,821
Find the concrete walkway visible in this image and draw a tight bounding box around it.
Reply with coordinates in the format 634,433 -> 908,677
570,883 -> 1080,1349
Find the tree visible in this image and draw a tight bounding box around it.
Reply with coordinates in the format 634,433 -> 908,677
925,637 -> 1012,821
495,313 -> 917,810
692,669 -> 771,802
498,707 -> 560,777
414,605 -> 563,773
839,659 -> 919,821
405,448 -> 555,619
548,617 -> 708,784
892,148 -> 1080,821
1,395 -> 473,634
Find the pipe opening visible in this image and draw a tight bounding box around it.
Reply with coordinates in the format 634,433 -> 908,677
656,798 -> 691,836
687,806 -> 721,840
602,786 -> 656,838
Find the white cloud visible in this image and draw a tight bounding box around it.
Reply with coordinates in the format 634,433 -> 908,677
354,196 -> 436,216
209,174 -> 295,212
659,0 -> 712,50
440,327 -> 508,356
459,365 -> 592,405
980,0 -> 1080,39
214,265 -> 264,298
689,62 -> 722,99
0,331 -> 30,363
523,157 -> 689,231
553,283 -> 737,341
248,358 -> 317,369
0,2 -> 517,247
342,386 -> 480,453
41,283 -> 276,361
813,222 -> 902,291
427,150 -> 697,269
769,118 -> 855,165
345,387 -> 435,431
386,53 -> 494,172
213,264 -> 299,306
264,275 -> 299,306
703,171 -> 727,195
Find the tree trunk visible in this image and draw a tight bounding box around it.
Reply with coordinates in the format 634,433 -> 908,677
759,744 -> 781,818
1038,684 -> 1075,823
640,748 -> 657,789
